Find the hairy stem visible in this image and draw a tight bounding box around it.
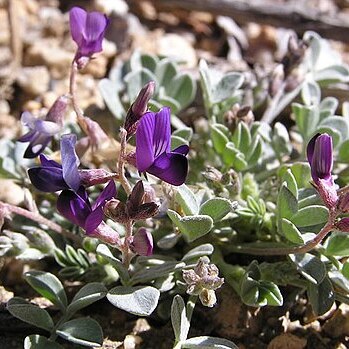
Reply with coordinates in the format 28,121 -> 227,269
121,220 -> 133,269
118,128 -> 132,195
0,201 -> 81,243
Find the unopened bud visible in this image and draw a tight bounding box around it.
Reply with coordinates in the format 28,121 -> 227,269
338,192 -> 349,213
46,94 -> 69,125
89,221 -> 121,245
79,169 -> 117,187
224,103 -> 254,133
130,228 -> 153,256
124,81 -> 156,137
336,218 -> 349,232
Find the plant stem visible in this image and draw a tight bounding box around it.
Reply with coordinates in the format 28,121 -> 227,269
0,201 -> 81,243
121,220 -> 133,268
227,212 -> 336,255
118,128 -> 132,195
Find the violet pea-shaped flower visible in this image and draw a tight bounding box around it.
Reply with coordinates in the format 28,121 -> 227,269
136,107 -> 189,186
57,180 -> 116,236
131,228 -> 153,256
28,134 -> 80,192
69,7 -> 109,67
18,95 -> 68,158
307,133 -> 338,209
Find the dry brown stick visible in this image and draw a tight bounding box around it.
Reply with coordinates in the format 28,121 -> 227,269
143,0 -> 349,43
7,0 -> 22,69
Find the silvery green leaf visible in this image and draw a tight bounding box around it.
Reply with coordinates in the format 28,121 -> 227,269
314,65 -> 349,83
179,215 -> 214,243
24,271 -> 67,311
181,244 -> 214,262
154,274 -> 175,292
272,122 -> 292,157
281,169 -> 298,200
67,283 -> 107,316
234,122 -> 251,155
182,336 -> 238,349
24,335 -> 64,349
199,198 -> 234,222
7,297 -> 54,331
173,127 -> 193,141
124,68 -> 157,101
107,286 -> 160,316
159,94 -> 181,114
57,317 -> 103,347
17,248 -> 46,260
258,281 -> 283,306
171,135 -> 189,149
171,295 -> 190,342
98,78 -> 125,119
246,135 -> 262,166
281,218 -> 304,244
292,103 -> 319,139
318,116 -> 349,145
211,124 -> 229,153
176,185 -> 199,215
325,232 -> 349,256
307,276 -> 334,315
289,253 -> 326,284
211,73 -> 244,104
140,53 -> 159,72
96,244 -> 130,283
167,73 -> 196,109
301,80 -> 321,106
329,270 -> 349,293
338,139 -> 349,163
291,205 -> 328,228
155,58 -> 178,89
277,185 -> 298,235
222,142 -> 247,170
320,97 -> 338,117
199,59 -> 213,106
157,232 -> 180,249
130,261 -> 185,285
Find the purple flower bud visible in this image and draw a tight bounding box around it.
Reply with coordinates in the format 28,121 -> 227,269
131,228 -> 153,256
307,133 -> 338,209
69,7 -> 109,66
336,218 -> 349,232
338,192 -> 349,213
79,169 -> 117,186
124,81 -> 156,137
136,107 -> 189,186
18,95 -> 68,158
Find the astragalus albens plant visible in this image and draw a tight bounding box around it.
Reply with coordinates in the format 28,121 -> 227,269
2,5 -> 349,349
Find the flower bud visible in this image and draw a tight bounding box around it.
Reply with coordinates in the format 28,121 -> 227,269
124,81 -> 156,137
46,94 -> 69,125
336,218 -> 349,232
338,192 -> 349,213
89,221 -> 121,245
131,228 -> 153,256
79,169 -> 117,186
104,199 -> 129,224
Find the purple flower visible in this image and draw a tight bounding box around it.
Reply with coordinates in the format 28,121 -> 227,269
69,7 -> 109,64
18,95 -> 68,158
307,133 -> 338,208
136,107 -> 189,186
57,180 -> 116,235
131,228 -> 153,256
28,134 -> 80,192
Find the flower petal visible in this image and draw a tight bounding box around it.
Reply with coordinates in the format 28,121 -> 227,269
132,228 -> 153,256
148,152 -> 188,186
28,166 -> 68,192
93,180 -> 116,210
153,107 -> 171,157
23,132 -> 52,159
309,133 -> 333,182
39,154 -> 61,168
21,111 -> 36,129
61,134 -> 80,192
136,111 -> 156,172
69,7 -> 87,46
57,189 -> 90,228
34,120 -> 61,135
85,205 -> 104,234
85,11 -> 108,43
18,130 -> 36,143
172,144 -> 189,156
